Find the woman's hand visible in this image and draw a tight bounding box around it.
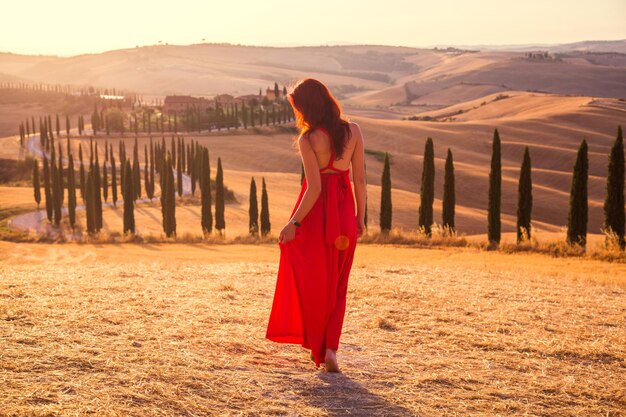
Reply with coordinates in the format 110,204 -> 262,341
279,222 -> 297,244
356,217 -> 366,237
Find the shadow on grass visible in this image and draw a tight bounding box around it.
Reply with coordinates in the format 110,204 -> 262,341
302,372 -> 413,416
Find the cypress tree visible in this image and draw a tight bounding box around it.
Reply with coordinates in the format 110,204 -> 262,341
79,144 -> 85,201
102,161 -> 108,202
94,147 -> 102,231
567,140 -> 589,247
442,148 -> 455,232
380,152 -> 392,232
300,163 -> 305,185
144,144 -> 150,200
186,142 -> 191,175
190,142 -> 197,195
33,158 -> 41,208
123,160 -> 135,234
43,156 -> 53,221
215,157 -> 225,233
177,145 -> 183,197
111,146 -> 118,207
119,140 -> 126,189
160,154 -> 169,234
68,153 -> 76,231
487,128 -> 502,245
249,177 -> 259,236
51,155 -> 62,226
419,137 -> 435,236
603,126 -> 625,248
260,177 -> 270,236
181,138 -> 186,172
58,143 -> 65,205
166,155 -> 176,237
148,139 -> 155,200
86,170 -> 96,234
55,113 -> 60,138
66,115 -> 70,138
201,148 -> 213,234
171,136 -> 176,163
516,147 -> 533,243
133,138 -> 140,199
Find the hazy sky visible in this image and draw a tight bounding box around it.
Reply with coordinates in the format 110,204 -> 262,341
2,0 -> 625,56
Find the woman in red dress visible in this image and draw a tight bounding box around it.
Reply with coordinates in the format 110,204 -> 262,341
265,78 -> 367,372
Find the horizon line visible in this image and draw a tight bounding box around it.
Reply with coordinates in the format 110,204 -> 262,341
2,37 -> 626,58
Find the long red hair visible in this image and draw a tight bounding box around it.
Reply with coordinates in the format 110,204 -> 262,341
287,78 -> 352,160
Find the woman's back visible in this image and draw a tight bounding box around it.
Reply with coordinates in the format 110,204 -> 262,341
306,123 -> 358,174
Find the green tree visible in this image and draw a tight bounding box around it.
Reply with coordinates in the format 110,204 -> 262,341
68,153 -> 77,231
111,145 -> 118,207
91,105 -> 99,135
249,177 -> 259,236
177,144 -> 183,197
43,156 -> 53,221
603,125 -> 624,248
102,161 -> 108,203
133,138 -> 141,199
380,152 -> 392,232
516,147 -> 533,243
488,128 -> 502,244
51,155 -> 62,226
79,144 -> 86,201
442,148 -> 455,232
260,177 -> 270,236
85,170 -> 96,234
123,160 -> 135,234
201,148 -> 213,235
32,158 -> 41,208
144,144 -> 150,200
94,147 -> 102,231
166,155 -> 176,237
419,138 -> 435,236
567,140 -> 589,247
215,157 -> 225,233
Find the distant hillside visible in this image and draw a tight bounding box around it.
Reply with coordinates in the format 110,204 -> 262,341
1,41 -> 625,105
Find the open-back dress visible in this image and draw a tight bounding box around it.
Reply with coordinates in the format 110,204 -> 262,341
265,126 -> 358,367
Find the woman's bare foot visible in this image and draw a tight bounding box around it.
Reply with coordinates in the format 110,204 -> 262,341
324,348 -> 340,373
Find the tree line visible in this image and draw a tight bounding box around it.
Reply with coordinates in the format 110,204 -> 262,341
378,126 -> 625,249
32,133 -> 239,238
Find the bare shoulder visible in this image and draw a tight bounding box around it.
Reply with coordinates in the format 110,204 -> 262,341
297,131 -> 314,150
348,121 -> 364,144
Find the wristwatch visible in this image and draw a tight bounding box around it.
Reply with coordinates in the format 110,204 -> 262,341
290,219 -> 301,227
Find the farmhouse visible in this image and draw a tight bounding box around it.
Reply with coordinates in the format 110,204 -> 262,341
163,95 -> 214,114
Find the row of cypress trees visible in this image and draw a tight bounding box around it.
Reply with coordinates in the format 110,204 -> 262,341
248,177 -> 271,236
379,126 -> 625,249
19,114 -> 86,148
33,134 -> 230,238
86,99 -> 295,136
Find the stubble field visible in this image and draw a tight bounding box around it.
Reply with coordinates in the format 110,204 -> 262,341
1,242 -> 624,416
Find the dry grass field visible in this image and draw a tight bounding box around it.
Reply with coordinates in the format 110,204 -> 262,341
1,242 -> 624,416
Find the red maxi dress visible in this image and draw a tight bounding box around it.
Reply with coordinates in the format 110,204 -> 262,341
265,127 -> 358,368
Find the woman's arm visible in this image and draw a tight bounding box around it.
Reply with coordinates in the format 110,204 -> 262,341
278,133 -> 322,244
350,123 -> 367,236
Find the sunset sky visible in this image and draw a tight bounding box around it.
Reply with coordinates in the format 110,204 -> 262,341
2,0 -> 625,56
